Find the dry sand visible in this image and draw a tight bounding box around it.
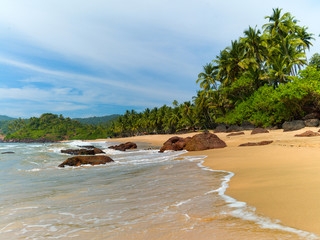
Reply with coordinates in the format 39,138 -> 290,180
99,128 -> 320,235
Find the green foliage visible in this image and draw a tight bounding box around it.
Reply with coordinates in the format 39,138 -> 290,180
73,114 -> 120,125
5,113 -> 112,141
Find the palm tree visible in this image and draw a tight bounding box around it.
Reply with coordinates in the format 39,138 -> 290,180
196,63 -> 218,92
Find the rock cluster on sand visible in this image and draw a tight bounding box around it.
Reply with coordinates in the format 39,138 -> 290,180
159,132 -> 227,152
108,142 -> 137,151
58,155 -> 114,167
239,141 -> 273,147
294,131 -> 320,137
251,128 -> 269,135
282,120 -> 305,131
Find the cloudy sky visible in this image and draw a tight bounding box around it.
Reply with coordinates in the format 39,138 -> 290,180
0,0 -> 319,118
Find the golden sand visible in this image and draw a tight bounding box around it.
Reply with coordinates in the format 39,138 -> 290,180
99,128 -> 320,235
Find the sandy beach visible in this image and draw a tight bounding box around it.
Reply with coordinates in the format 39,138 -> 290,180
101,127 -> 320,236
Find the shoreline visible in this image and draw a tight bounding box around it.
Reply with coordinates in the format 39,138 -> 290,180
97,128 -> 320,236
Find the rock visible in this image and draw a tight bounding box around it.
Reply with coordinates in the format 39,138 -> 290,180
303,113 -> 320,120
108,142 -> 137,151
58,155 -> 114,167
184,132 -> 227,151
239,141 -> 273,147
282,120 -> 305,132
227,132 -> 245,137
159,136 -> 191,152
251,128 -> 269,135
304,119 -> 319,127
61,149 -> 95,155
294,130 -> 320,137
1,152 -> 14,154
241,121 -> 255,130
227,125 -> 242,133
214,124 -> 227,133
78,145 -> 95,149
93,147 -> 105,154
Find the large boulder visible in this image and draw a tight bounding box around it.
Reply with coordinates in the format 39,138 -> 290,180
241,121 -> 255,130
239,141 -> 273,147
184,132 -> 227,151
58,155 -> 114,168
214,124 -> 227,133
304,119 -> 319,127
251,128 -> 269,135
108,142 -> 137,151
282,120 -> 305,132
61,149 -> 95,155
159,136 -> 191,152
295,130 -> 320,137
303,113 -> 320,120
227,125 -> 242,133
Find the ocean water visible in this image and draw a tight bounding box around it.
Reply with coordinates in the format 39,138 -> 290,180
0,141 -> 318,240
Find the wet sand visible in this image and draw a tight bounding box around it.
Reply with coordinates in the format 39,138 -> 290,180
99,128 -> 320,235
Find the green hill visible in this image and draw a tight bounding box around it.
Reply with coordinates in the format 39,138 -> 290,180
5,113 -> 112,141
73,114 -> 120,125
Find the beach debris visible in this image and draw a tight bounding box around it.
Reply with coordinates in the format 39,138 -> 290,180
214,124 -> 227,133
239,141 -> 273,147
61,149 -> 95,155
282,120 -> 305,132
227,132 -> 245,137
108,142 -> 137,151
160,132 -> 227,152
304,119 -> 319,127
294,130 -> 320,137
58,155 -> 114,167
1,151 -> 15,154
251,128 -> 269,135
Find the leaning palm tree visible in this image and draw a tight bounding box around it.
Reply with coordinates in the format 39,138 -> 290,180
196,63 -> 218,92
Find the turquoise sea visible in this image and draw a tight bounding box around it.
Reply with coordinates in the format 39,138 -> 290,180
0,141 -> 317,240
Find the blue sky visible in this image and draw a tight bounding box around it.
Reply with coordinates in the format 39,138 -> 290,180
0,0 -> 319,118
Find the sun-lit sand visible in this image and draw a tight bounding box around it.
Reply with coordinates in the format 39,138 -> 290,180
97,128 -> 320,235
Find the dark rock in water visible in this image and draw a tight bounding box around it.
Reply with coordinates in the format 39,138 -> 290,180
159,136 -> 191,152
304,119 -> 319,127
58,155 -> 114,167
108,142 -> 137,151
214,124 -> 227,133
1,151 -> 14,154
61,149 -> 95,155
282,120 -> 305,132
77,145 -> 95,149
251,128 -> 269,135
303,113 -> 320,120
239,141 -> 273,147
295,130 -> 320,137
227,132 -> 245,137
184,132 -> 227,151
227,125 -> 242,133
93,147 -> 105,154
241,121 -> 255,130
